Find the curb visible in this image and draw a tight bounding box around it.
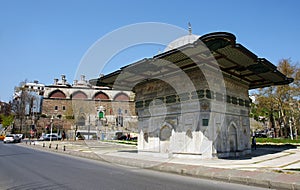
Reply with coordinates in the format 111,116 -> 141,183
19,142 -> 300,190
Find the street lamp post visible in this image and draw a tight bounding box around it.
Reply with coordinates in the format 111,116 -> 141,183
88,114 -> 90,140
50,116 -> 53,142
26,116 -> 29,139
31,106 -> 36,139
289,118 -> 293,140
289,102 -> 296,140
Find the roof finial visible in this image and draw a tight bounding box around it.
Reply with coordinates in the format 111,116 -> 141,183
188,22 -> 192,35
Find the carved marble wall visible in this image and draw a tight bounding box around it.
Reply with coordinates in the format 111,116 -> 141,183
135,68 -> 251,158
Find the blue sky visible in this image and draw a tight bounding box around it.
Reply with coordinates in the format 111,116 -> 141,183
0,0 -> 299,102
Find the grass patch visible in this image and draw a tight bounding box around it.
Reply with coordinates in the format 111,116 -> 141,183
285,168 -> 300,171
256,137 -> 300,144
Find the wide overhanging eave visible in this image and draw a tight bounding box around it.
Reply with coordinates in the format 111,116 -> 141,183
89,32 -> 294,90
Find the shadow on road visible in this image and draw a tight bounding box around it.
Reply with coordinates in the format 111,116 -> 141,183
117,150 -> 138,153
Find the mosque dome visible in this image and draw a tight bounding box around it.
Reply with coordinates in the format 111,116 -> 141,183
164,34 -> 200,52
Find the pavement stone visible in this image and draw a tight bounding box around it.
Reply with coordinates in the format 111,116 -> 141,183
18,140 -> 300,190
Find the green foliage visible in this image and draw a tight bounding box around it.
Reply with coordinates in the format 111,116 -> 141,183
250,59 -> 300,138
65,115 -> 74,120
0,114 -> 14,128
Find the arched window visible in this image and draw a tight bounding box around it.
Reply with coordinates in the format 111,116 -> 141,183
76,115 -> 86,126
49,90 -> 66,99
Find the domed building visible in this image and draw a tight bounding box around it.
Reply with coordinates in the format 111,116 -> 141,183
40,74 -> 137,140
91,31 -> 293,158
164,34 -> 199,52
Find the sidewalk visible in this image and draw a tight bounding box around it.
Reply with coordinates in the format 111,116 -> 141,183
19,140 -> 300,190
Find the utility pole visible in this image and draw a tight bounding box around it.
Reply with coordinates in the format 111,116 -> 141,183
50,116 -> 53,142
88,114 -> 90,140
289,118 -> 294,140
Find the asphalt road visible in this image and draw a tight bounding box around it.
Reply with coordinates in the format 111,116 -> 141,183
0,142 -> 270,190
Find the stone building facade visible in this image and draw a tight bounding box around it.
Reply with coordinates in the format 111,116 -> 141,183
41,75 -> 137,139
92,32 -> 293,158
0,101 -> 11,116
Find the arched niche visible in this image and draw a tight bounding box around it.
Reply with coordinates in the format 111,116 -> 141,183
113,92 -> 129,101
71,91 -> 88,99
48,90 -> 66,99
228,123 -> 238,152
93,92 -> 109,100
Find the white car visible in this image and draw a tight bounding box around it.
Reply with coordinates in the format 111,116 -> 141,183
3,134 -> 21,143
39,134 -> 61,141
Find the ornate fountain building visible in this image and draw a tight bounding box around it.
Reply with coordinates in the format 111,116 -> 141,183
91,32 -> 293,158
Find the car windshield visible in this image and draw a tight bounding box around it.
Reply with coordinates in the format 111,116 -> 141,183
6,135 -> 14,137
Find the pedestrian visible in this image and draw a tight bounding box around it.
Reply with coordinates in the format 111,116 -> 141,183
252,136 -> 256,150
62,131 -> 66,141
126,133 -> 130,141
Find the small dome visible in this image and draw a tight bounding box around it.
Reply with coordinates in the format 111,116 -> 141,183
164,34 -> 200,52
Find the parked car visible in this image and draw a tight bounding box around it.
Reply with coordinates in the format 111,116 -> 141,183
114,132 -> 138,141
14,135 -> 21,143
3,134 -> 21,143
254,131 -> 267,138
39,134 -> 61,141
15,134 -> 23,139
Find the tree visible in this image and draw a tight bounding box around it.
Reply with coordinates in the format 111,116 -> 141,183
0,114 -> 14,129
250,59 -> 300,138
275,59 -> 299,139
11,80 -> 36,133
